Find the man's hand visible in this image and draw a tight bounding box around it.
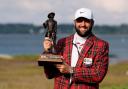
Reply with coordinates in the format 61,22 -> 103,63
43,37 -> 53,52
55,62 -> 73,74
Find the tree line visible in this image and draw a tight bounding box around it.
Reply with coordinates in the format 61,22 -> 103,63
0,23 -> 128,34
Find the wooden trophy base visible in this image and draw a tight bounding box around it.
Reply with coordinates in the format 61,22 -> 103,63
38,54 -> 63,66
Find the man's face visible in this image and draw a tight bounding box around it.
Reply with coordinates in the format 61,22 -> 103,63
74,17 -> 93,37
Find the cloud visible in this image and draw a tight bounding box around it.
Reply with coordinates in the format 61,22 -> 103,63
92,0 -> 127,13
0,0 -> 128,25
18,0 -> 52,12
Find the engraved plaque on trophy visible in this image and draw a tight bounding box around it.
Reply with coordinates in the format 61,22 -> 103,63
38,12 -> 63,66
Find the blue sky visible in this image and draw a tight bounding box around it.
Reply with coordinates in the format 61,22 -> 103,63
0,0 -> 128,25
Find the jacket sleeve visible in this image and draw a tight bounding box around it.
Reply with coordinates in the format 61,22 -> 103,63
72,42 -> 109,83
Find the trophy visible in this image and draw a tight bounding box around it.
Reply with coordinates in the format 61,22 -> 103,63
38,12 -> 63,66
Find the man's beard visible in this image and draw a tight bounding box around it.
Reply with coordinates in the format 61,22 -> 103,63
75,26 -> 92,37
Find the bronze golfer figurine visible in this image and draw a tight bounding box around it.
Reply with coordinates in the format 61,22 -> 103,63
43,12 -> 57,49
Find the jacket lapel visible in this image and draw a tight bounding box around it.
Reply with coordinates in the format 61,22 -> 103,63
64,35 -> 74,65
76,34 -> 94,67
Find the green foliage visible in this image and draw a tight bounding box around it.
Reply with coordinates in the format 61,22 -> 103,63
0,24 -> 41,34
0,23 -> 128,34
93,24 -> 128,34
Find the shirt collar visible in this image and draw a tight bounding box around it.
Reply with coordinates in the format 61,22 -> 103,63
73,32 -> 87,44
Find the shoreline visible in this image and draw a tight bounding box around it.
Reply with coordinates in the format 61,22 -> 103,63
0,54 -> 13,59
0,54 -> 128,64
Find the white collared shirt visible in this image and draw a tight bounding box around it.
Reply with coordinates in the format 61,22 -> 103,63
71,33 -> 87,67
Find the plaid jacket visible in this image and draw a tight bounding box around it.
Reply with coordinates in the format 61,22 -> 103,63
44,33 -> 109,89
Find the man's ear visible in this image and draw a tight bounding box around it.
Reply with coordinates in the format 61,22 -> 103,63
91,19 -> 94,26
92,19 -> 94,25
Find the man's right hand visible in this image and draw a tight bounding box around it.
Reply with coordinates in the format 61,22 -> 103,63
43,37 -> 53,52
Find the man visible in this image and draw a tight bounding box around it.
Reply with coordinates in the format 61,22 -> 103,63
43,12 -> 57,45
43,8 -> 109,89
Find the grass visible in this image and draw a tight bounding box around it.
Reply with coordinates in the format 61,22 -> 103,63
0,55 -> 54,89
0,55 -> 128,89
100,61 -> 128,89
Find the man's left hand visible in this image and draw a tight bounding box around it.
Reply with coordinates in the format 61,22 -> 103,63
55,63 -> 72,74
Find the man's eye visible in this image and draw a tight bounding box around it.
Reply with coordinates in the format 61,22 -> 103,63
76,17 -> 91,23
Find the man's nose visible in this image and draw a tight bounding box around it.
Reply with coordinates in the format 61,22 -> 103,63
80,21 -> 86,26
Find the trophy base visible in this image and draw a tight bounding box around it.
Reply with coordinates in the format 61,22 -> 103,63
38,54 -> 63,66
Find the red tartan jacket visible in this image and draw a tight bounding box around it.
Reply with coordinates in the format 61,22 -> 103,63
44,33 -> 109,89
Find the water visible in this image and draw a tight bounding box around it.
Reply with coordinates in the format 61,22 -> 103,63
97,34 -> 128,63
0,33 -> 69,55
0,34 -> 43,55
0,33 -> 128,63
